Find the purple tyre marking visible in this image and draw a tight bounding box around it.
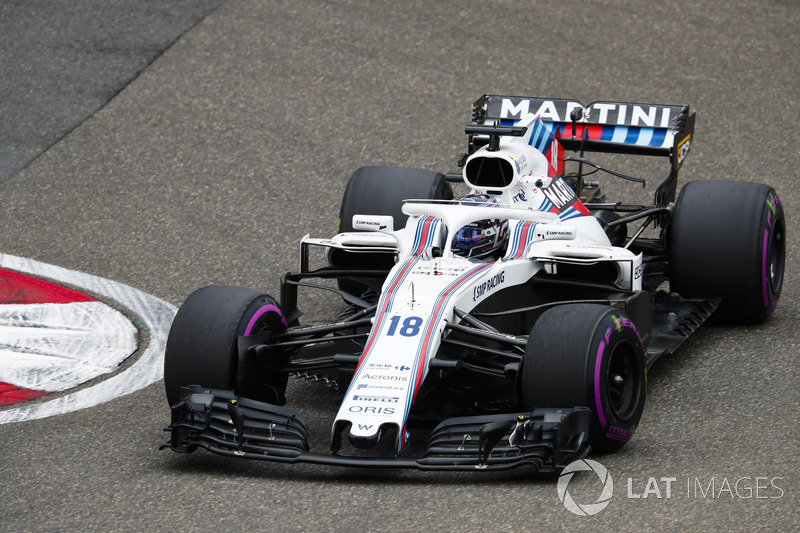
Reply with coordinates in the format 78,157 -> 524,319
244,304 -> 286,336
594,332 -> 608,429
762,228 -> 770,311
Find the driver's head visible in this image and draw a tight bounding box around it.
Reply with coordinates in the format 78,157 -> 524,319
451,195 -> 508,259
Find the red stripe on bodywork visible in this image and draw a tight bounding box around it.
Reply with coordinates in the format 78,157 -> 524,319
355,257 -> 420,366
398,263 -> 492,449
509,222 -> 534,259
410,264 -> 492,404
413,217 -> 435,255
555,124 -> 605,142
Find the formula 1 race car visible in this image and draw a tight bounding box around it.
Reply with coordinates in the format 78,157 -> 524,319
161,95 -> 785,473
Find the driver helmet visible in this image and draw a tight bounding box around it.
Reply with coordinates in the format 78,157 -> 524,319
451,195 -> 509,259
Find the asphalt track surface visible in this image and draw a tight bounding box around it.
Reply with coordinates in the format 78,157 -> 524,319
0,0 -> 798,530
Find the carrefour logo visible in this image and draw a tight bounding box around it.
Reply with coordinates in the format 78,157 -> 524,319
557,459 -> 614,516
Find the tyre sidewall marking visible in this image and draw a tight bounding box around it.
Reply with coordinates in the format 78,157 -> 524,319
591,312 -> 645,443
242,301 -> 287,336
236,297 -> 289,403
761,192 -> 783,314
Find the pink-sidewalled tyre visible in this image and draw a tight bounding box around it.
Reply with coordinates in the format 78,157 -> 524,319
521,304 -> 647,453
669,180 -> 785,324
164,285 -> 288,406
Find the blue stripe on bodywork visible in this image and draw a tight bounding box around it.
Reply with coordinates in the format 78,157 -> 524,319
400,262 -> 492,450
625,127 -> 641,145
649,127 -> 667,147
503,221 -> 537,260
610,126 -> 629,143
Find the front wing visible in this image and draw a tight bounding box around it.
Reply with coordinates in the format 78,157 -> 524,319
161,386 -> 591,473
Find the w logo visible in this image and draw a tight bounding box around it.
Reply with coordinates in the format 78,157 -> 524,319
557,459 -> 614,516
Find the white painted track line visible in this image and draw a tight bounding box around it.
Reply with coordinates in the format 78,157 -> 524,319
0,301 -> 138,391
0,253 -> 176,424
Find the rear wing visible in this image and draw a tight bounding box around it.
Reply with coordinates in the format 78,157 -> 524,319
470,95 -> 695,203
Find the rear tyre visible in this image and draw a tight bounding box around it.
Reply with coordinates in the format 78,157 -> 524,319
164,286 -> 288,406
670,180 -> 785,324
521,304 -> 646,453
333,166 -> 453,294
338,166 -> 453,234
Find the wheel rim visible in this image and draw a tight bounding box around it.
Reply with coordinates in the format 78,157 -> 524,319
768,219 -> 785,295
606,340 -> 641,421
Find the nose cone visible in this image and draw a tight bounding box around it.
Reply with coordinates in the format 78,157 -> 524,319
348,425 -> 382,449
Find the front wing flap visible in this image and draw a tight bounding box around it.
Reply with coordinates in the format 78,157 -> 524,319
161,386 -> 591,473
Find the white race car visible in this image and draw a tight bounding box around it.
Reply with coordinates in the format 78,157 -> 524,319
161,95 -> 785,473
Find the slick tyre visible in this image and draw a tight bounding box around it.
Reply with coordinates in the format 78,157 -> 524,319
338,166 -> 453,234
333,166 -> 453,295
164,286 -> 288,406
670,180 -> 785,324
521,304 -> 646,453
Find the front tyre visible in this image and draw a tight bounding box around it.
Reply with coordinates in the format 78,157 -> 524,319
164,286 -> 288,406
521,304 -> 647,453
670,180 -> 785,324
